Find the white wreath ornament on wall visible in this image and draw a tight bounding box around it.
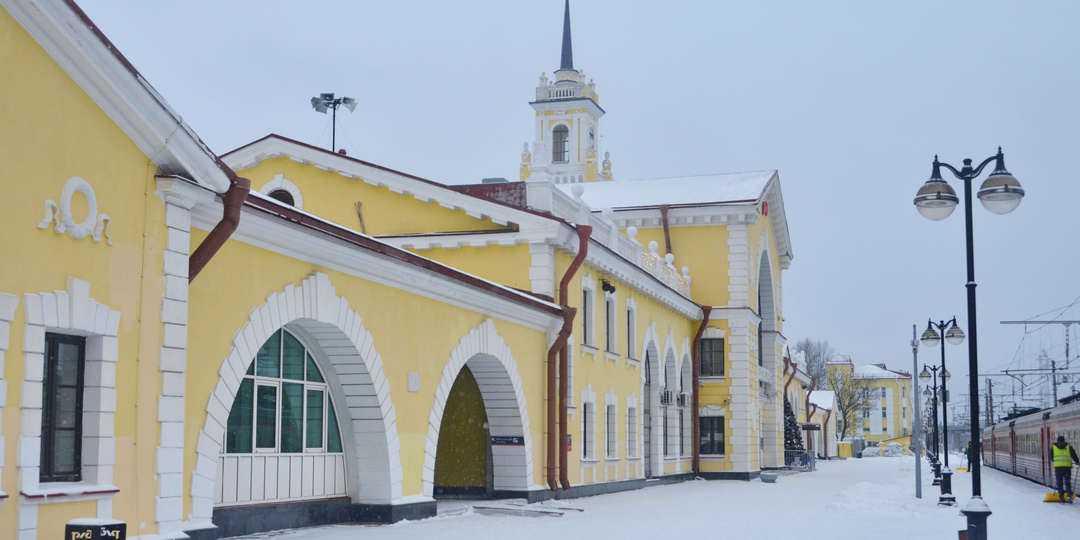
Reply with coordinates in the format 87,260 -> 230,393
38,176 -> 112,245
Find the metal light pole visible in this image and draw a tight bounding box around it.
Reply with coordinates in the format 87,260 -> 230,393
920,366 -> 944,484
912,325 -> 923,499
921,318 -> 964,507
913,147 -> 1025,540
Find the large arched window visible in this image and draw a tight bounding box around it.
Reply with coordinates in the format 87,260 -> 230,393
552,124 -> 569,163
226,329 -> 343,454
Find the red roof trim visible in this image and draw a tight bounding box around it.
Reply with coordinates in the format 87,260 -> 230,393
224,134 -> 559,221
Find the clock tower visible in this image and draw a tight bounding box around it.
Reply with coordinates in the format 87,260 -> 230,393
520,0 -> 612,184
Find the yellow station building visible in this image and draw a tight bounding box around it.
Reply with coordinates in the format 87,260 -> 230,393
826,356 -> 913,447
0,1 -> 794,538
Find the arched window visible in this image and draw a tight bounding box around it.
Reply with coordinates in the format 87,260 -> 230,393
226,329 -> 343,454
552,124 -> 569,163
268,189 -> 295,207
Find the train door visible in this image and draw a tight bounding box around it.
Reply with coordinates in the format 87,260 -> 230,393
1040,424 -> 1054,488
1009,424 -> 1017,475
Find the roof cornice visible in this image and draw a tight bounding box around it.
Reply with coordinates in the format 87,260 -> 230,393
222,135 -> 560,231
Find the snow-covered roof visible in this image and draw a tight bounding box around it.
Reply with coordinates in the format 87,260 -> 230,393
556,171 -> 776,209
854,364 -> 910,380
809,391 -> 836,410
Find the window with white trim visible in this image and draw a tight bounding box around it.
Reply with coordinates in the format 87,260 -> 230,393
700,338 -> 724,377
553,124 -> 569,163
582,402 -> 594,459
625,299 -> 637,360
40,333 -> 85,482
606,405 -> 617,459
627,406 -> 638,458
226,328 -> 343,454
581,277 -> 596,347
699,416 -> 724,455
605,293 -> 617,353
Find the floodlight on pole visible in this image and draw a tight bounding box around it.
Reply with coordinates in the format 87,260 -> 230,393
310,92 -> 357,151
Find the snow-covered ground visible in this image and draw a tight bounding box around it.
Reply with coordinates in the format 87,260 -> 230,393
238,455 -> 1080,539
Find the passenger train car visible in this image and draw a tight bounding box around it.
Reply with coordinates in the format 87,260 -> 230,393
982,399 -> 1080,488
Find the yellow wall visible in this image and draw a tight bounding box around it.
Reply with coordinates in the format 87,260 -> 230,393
0,5 -> 165,533
416,245 -> 533,292
183,233 -> 552,505
241,157 -> 512,236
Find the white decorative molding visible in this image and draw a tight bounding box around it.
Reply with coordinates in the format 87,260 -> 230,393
38,177 -> 111,245
422,319 -> 535,496
190,273 -> 402,529
18,278 -> 121,538
0,292 -> 18,505
259,174 -> 304,210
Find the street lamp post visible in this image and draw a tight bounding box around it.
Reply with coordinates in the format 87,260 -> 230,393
913,147 -> 1024,540
921,318 -> 964,507
920,366 -> 945,485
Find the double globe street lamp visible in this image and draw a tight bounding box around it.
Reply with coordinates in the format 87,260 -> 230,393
913,147 -> 1024,540
920,318 -> 964,506
920,365 -> 948,484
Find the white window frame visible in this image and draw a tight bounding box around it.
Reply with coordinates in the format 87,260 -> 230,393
625,297 -> 637,362
580,274 -> 597,348
605,291 -> 617,354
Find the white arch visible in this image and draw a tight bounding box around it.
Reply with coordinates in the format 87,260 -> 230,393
190,273 -> 401,525
260,174 -> 304,209
422,319 -> 534,496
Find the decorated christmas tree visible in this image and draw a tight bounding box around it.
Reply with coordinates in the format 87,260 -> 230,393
784,396 -> 804,451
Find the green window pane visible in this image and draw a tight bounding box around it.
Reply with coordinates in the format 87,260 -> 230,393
306,389 -> 324,449
54,430 -> 78,474
305,353 -> 324,383
327,400 -> 343,453
256,331 -> 281,378
57,342 -> 82,385
280,383 -> 304,453
226,379 -> 254,453
256,385 -> 277,449
282,332 -> 305,381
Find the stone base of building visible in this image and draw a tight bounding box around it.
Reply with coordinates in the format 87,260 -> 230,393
191,497 -> 437,539
697,470 -> 761,481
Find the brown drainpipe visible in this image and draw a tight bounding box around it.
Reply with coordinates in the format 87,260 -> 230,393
691,305 -> 712,476
546,307 -> 575,491
556,225 -> 591,491
823,408 -> 833,458
659,204 -> 673,255
783,357 -> 796,395
189,165 -> 251,282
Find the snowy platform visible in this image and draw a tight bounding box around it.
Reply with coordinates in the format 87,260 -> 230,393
232,456 -> 1080,539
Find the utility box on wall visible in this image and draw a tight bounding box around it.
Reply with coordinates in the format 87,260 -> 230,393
65,519 -> 126,540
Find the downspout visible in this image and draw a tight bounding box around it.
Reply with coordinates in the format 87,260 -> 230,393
659,204 -> 673,255
783,358 -> 796,395
558,225 -> 591,491
823,408 -> 833,459
804,376 -> 818,423
691,305 -> 712,476
189,164 -> 251,282
546,307 -> 575,491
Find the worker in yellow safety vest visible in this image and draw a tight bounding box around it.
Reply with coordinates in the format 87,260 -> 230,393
1052,435 -> 1080,503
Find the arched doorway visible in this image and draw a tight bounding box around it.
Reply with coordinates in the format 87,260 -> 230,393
433,365 -> 491,497
423,320 -> 534,499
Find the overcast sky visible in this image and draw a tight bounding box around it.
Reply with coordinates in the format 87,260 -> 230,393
76,1 -> 1080,418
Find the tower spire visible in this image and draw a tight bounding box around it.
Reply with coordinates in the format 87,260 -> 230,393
559,0 -> 574,71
